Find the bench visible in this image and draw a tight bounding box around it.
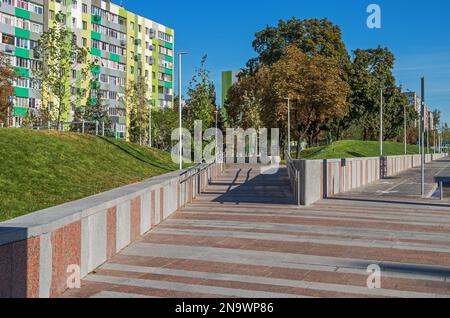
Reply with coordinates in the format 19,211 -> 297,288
435,175 -> 450,200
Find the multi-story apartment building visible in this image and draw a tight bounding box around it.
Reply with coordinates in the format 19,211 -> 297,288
404,91 -> 430,130
0,0 -> 174,137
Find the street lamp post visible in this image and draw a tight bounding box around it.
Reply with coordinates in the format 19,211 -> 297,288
380,89 -> 383,156
420,77 -> 425,197
404,104 -> 407,155
178,52 -> 188,170
285,98 -> 291,156
214,109 -> 219,157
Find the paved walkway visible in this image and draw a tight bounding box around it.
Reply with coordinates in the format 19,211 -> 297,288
63,164 -> 450,298
341,157 -> 450,201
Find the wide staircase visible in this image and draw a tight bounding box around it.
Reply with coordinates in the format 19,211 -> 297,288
63,163 -> 450,298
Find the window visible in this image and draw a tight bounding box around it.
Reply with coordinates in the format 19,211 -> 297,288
82,37 -> 87,47
82,3 -> 88,13
82,20 -> 87,30
159,45 -> 173,57
158,31 -> 173,43
2,33 -> 14,45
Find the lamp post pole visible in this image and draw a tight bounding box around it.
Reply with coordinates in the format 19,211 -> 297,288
380,88 -> 383,156
420,77 -> 425,197
178,52 -> 188,170
404,104 -> 407,155
215,109 -> 219,157
285,98 -> 291,156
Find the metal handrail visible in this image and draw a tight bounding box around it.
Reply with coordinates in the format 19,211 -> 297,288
285,150 -> 301,206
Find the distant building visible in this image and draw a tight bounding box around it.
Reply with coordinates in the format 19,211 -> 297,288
403,91 -> 431,130
221,70 -> 240,107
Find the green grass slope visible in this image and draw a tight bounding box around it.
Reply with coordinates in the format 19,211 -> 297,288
0,129 -> 181,221
299,140 -> 429,160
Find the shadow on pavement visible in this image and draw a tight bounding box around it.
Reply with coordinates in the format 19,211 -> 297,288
212,166 -> 297,205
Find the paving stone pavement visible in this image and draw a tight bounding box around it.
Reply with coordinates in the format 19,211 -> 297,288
341,157 -> 450,200
63,164 -> 450,298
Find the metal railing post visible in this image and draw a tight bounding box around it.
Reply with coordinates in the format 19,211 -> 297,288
82,120 -> 85,134
95,120 -> 99,136
102,121 -> 105,136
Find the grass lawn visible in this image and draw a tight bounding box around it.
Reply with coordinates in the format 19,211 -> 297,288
298,140 -> 431,160
0,128 -> 183,222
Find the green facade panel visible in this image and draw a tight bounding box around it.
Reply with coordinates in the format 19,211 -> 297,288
91,31 -> 101,41
91,47 -> 101,57
15,28 -> 30,39
15,87 -> 29,98
16,67 -> 30,78
92,15 -> 102,24
15,7 -> 30,20
165,68 -> 173,75
15,47 -> 30,58
13,106 -> 29,117
110,53 -> 120,62
164,81 -> 172,89
163,41 -> 173,49
165,55 -> 173,63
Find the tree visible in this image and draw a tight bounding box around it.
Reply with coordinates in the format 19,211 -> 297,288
33,14 -> 88,129
225,71 -> 267,130
84,88 -> 111,125
225,45 -> 350,156
152,108 -> 178,150
185,55 -> 216,131
269,46 -> 350,155
248,18 -> 350,69
0,52 -> 19,126
342,47 -> 416,141
126,78 -> 150,144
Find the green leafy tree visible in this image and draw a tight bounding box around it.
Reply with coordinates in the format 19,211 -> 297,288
33,14 -> 88,129
248,18 -> 350,69
126,78 -> 150,144
0,52 -> 19,126
152,108 -> 178,150
344,47 -> 416,141
185,55 -> 216,131
84,89 -> 111,126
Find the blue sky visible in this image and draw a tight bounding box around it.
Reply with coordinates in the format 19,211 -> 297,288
120,0 -> 450,126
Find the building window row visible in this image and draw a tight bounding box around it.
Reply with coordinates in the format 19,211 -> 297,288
158,31 -> 172,43
91,39 -> 125,56
159,60 -> 173,69
13,77 -> 40,89
98,89 -> 119,101
91,5 -> 126,26
158,72 -> 172,82
1,0 -> 44,15
10,56 -> 41,71
158,45 -> 173,57
92,23 -> 126,41
99,73 -> 126,86
0,12 -> 43,33
14,96 -> 40,108
95,56 -> 126,72
1,33 -> 38,50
